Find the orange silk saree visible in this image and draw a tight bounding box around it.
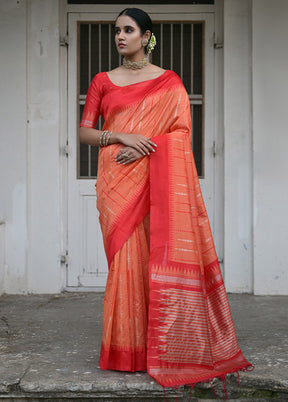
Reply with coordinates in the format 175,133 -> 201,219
80,70 -> 253,389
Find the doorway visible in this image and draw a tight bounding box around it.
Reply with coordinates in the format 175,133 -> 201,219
66,9 -> 218,290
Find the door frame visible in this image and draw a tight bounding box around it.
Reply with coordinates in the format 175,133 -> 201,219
59,1 -> 224,291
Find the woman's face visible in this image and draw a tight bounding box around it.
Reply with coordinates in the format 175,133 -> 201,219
114,15 -> 150,58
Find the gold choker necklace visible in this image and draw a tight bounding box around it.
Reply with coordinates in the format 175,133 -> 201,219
123,56 -> 149,70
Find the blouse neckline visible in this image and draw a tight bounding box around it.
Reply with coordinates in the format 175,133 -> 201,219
104,69 -> 169,88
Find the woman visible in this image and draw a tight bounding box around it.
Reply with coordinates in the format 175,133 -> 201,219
79,7 -> 253,392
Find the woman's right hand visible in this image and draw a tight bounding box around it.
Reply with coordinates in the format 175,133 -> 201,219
117,132 -> 157,156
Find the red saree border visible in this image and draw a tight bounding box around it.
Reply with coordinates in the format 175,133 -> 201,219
105,179 -> 150,267
99,342 -> 147,372
101,70 -> 183,122
149,135 -> 170,264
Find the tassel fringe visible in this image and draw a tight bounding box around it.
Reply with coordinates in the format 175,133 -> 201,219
162,365 -> 255,401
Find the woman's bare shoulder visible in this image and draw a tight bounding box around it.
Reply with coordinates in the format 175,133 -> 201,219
106,66 -> 123,77
149,64 -> 166,74
105,64 -> 167,86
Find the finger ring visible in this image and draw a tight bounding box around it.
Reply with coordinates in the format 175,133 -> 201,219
122,153 -> 129,159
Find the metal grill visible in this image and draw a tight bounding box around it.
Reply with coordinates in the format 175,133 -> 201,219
70,1 -> 213,3
78,21 -> 203,178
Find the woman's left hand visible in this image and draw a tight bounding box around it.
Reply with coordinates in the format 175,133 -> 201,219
115,146 -> 145,165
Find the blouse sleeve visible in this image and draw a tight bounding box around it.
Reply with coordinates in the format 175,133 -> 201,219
80,74 -> 103,128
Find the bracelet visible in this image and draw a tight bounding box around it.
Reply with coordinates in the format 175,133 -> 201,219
99,130 -> 113,147
99,130 -> 106,147
105,131 -> 112,146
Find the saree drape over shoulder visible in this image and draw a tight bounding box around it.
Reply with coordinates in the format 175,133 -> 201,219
80,70 -> 253,389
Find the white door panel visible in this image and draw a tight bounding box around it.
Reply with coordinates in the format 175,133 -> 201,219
67,12 -> 217,290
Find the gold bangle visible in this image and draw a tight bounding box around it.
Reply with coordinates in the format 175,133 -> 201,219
105,131 -> 112,146
102,130 -> 108,146
100,130 -> 108,147
99,131 -> 105,147
99,130 -> 112,147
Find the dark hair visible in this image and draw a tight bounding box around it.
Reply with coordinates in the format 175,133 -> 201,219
116,8 -> 152,54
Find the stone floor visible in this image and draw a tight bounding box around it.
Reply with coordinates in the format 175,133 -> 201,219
0,292 -> 287,401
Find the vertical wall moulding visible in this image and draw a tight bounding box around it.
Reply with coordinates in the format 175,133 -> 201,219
0,0 -> 28,293
26,0 -> 61,293
223,0 -> 253,292
252,0 -> 288,295
58,0 -> 69,290
213,0 -> 224,275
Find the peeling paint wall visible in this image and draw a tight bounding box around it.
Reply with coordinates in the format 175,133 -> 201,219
252,0 -> 288,294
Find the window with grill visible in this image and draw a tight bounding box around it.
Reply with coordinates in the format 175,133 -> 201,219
78,21 -> 204,178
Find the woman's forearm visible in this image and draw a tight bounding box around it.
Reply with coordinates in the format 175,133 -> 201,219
79,127 -> 156,154
79,127 -> 121,146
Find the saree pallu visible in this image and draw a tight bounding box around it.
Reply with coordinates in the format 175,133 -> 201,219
148,133 -> 253,388
80,70 -> 253,388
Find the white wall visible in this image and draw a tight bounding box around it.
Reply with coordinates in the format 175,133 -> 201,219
252,0 -> 288,295
223,0 -> 253,292
1,0 -> 287,295
0,0 -> 62,294
0,0 -> 28,294
26,0 -> 62,293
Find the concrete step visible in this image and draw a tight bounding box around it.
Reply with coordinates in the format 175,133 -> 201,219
1,371 -> 288,401
0,292 -> 287,401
